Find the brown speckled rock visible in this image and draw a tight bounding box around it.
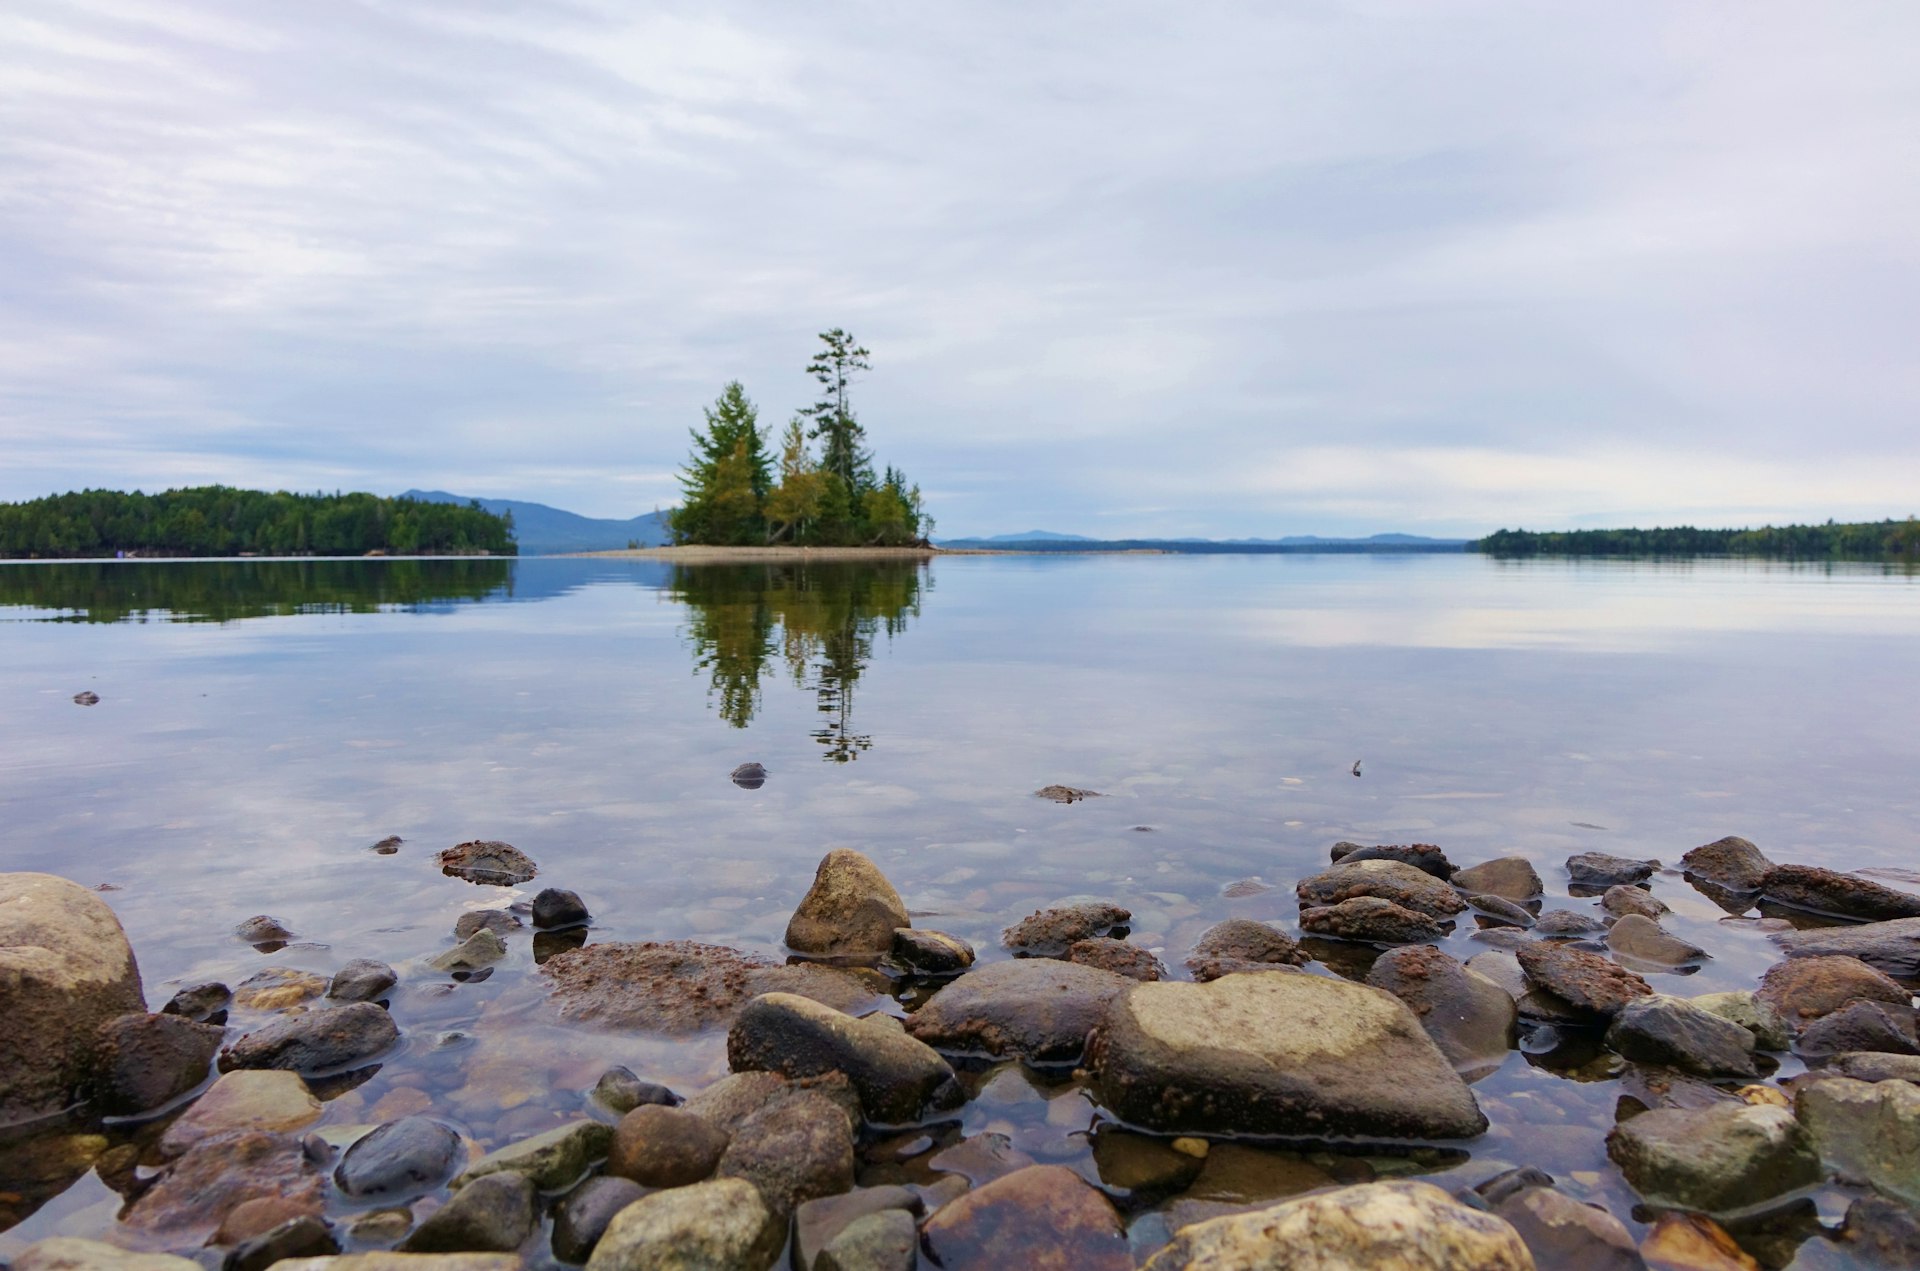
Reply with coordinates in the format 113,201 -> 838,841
922,1165 -> 1130,1271
1001,903 -> 1132,956
1296,860 -> 1467,920
1680,837 -> 1773,891
1067,937 -> 1164,981
1756,955 -> 1910,1029
542,940 -> 878,1034
1762,864 -> 1920,922
905,959 -> 1131,1063
784,850 -> 910,956
1185,919 -> 1308,982
1515,942 -> 1652,1019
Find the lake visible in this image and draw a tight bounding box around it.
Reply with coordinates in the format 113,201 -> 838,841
2,552 -> 1917,1264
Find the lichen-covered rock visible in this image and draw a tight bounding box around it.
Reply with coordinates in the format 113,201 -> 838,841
437,840 -> 537,887
586,1177 -> 780,1271
1001,902 -> 1132,956
1365,945 -> 1517,1078
905,958 -> 1131,1063
922,1164 -> 1131,1271
454,1119 -> 612,1191
715,1087 -> 855,1215
784,849 -> 910,956
88,1011 -> 221,1116
1680,837 -> 1774,891
157,1070 -> 322,1157
1761,864 -> 1920,922
219,1003 -> 399,1074
542,940 -> 878,1034
1451,857 -> 1544,902
1515,942 -> 1652,1019
728,992 -> 959,1124
1605,1103 -> 1819,1214
1773,917 -> 1920,979
1185,919 -> 1308,981
1605,996 -> 1758,1078
1605,914 -> 1707,968
1066,936 -> 1164,981
1796,1076 -> 1920,1206
1757,955 -> 1910,1028
1295,859 -> 1467,920
1566,852 -> 1658,888
1301,896 -> 1449,944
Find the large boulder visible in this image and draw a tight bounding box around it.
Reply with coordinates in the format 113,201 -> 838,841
1756,955 -> 1910,1029
1295,859 -> 1466,919
1605,1103 -> 1820,1214
1680,836 -> 1773,891
1762,865 -> 1920,921
586,1177 -> 780,1271
921,1164 -> 1131,1271
1086,972 -> 1487,1139
728,992 -> 959,1124
905,958 -> 1131,1063
1797,1077 -> 1920,1205
784,849 -> 910,956
1604,996 -> 1759,1078
0,873 -> 147,1125
542,940 -> 878,1034
88,1012 -> 222,1116
1773,917 -> 1920,979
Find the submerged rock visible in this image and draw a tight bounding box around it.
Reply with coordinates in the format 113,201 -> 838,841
1566,852 -> 1658,888
1067,936 -> 1164,981
1605,996 -> 1759,1078
1638,1213 -> 1765,1271
1605,1103 -> 1819,1214
1365,945 -> 1517,1078
1756,955 -> 1909,1029
1605,914 -> 1708,968
1762,864 -> 1920,921
1185,919 -> 1308,981
1773,917 -> 1920,979
453,909 -> 520,940
1451,857 -> 1544,902
921,1164 -> 1131,1271
590,1066 -> 680,1115
1296,859 -> 1467,920
123,1130 -> 325,1247
785,849 -> 911,956
1001,901 -> 1132,956
585,1177 -> 780,1271
542,940 -> 877,1034
157,1070 -> 322,1157
1515,942 -> 1652,1019
88,1011 -> 221,1116
1681,836 -> 1774,891
817,1209 -> 916,1271
1301,896 -> 1449,943
905,958 -> 1131,1063
892,928 -> 975,975
429,929 -> 506,972
729,992 -> 959,1124
437,840 -> 537,887
1463,892 -> 1537,927
1796,1076 -> 1920,1206
234,968 -> 328,1011
1479,1173 -> 1640,1271
219,1003 -> 399,1074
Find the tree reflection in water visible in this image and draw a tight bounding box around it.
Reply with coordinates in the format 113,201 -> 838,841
667,561 -> 926,761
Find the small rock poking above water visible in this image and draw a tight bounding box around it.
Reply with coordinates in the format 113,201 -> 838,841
586,1177 -> 780,1271
327,959 -> 397,1003
1566,852 -> 1659,888
552,1175 -> 647,1264
1450,856 -> 1544,902
784,849 -> 911,956
333,1116 -> 462,1199
1761,863 -> 1920,921
1296,859 -> 1467,920
218,1002 -> 399,1074
891,928 -> 975,975
454,1119 -> 613,1192
161,981 -> 230,1024
233,915 -> 295,945
730,761 -> 767,789
591,1065 -> 681,1115
1605,913 -> 1708,968
531,887 -> 590,930
1601,884 -> 1669,920
87,1011 -> 222,1117
436,840 -> 538,887
1532,909 -> 1609,939
1001,901 -> 1132,956
1185,918 -> 1309,981
401,1171 -> 536,1254
428,929 -> 506,972
605,1104 -> 729,1188
906,958 -> 1132,1063
453,909 -> 520,940
1680,835 -> 1774,891
72,691 -> 100,705
1332,842 -> 1455,879
1035,784 -> 1102,802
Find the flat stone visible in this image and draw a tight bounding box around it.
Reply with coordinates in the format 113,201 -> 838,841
454,910 -> 520,940
1761,864 -> 1920,921
1680,837 -> 1774,891
1295,859 -> 1467,919
1797,1000 -> 1920,1063
1605,996 -> 1759,1078
793,1186 -> 922,1270
542,940 -> 878,1034
123,1130 -> 325,1246
715,1087 -> 855,1215
1087,972 -> 1487,1139
928,1132 -> 1035,1186
1796,1076 -> 1920,1205
681,1070 -> 861,1137
1001,902 -> 1132,956
785,849 -> 910,956
728,992 -> 960,1124
585,1177 -> 779,1271
88,1011 -> 222,1116
438,841 -> 537,887
1463,892 -> 1537,927
1515,942 -> 1652,1019
1334,843 -> 1455,878
1365,944 -> 1517,1078
328,960 -> 398,1003
1606,914 -> 1708,968
234,968 -> 329,1011
220,1002 -> 399,1074
904,958 -> 1131,1063
334,1116 -> 463,1199
1602,886 -> 1670,920
1451,857 -> 1544,902
921,1164 -> 1130,1271
158,1070 -> 323,1157
1773,917 -> 1920,979
455,1119 -> 611,1192
1756,955 -> 1909,1028
13,1239 -> 201,1271
1825,1052 -> 1920,1084
429,930 -> 507,972
891,928 -> 974,975
1567,852 -> 1658,888
1186,919 -> 1308,982
401,1171 -> 536,1253
817,1209 -> 916,1271
1605,1103 -> 1819,1214
1533,909 -> 1610,938
531,888 -> 589,930
1066,936 -> 1164,980
551,1175 -> 646,1264
1301,896 -> 1449,943
605,1104 -> 727,1187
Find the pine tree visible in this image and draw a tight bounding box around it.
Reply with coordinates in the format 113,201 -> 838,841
798,329 -> 873,496
765,418 -> 827,544
671,381 -> 769,544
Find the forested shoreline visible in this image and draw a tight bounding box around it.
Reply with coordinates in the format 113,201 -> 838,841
0,487 -> 516,559
1475,518 -> 1920,560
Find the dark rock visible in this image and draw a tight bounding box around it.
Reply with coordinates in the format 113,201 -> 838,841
730,761 -> 768,789
590,1066 -> 680,1115
921,1164 -> 1131,1271
715,1087 -> 855,1215
1067,937 -> 1164,981
586,1177 -> 779,1270
783,850 -> 910,957
89,1011 -> 222,1116
1605,914 -> 1707,968
1680,836 -> 1774,891
1485,1179 -> 1642,1271
1515,942 -> 1653,1019
532,888 -> 590,930
904,958 -> 1131,1063
327,959 -> 397,1003
892,928 -> 974,975
1688,991 -> 1791,1050
1774,917 -> 1920,979
1605,1103 -> 1819,1214
1296,859 -> 1467,919
1463,892 -> 1536,926
454,909 -> 521,940
1088,1126 -> 1205,1204
219,1002 -> 399,1073
1301,896 -> 1448,943
605,1104 -> 728,1187
1366,945 -> 1517,1078
370,835 -> 403,854
1001,902 -> 1132,956
234,915 -> 295,944
1335,843 -> 1454,879
334,1116 -> 462,1198
793,1186 -> 922,1270
1185,919 -> 1308,982
542,940 -> 878,1033
72,691 -> 100,705
1566,852 -> 1658,888
1838,1194 -> 1920,1267
1534,909 -> 1610,938
437,840 -> 538,887
552,1175 -> 647,1264
223,1215 -> 336,1271
1826,1052 -> 1920,1083
123,1130 -> 324,1246
456,1120 -> 613,1191
1764,864 -> 1920,921
1450,857 -> 1545,902
1601,886 -> 1669,921
1035,785 -> 1101,803
533,928 -> 586,963
728,991 -> 960,1124
817,1209 -> 917,1271
1757,955 -> 1909,1029
162,981 -> 231,1024
401,1171 -> 537,1253
1797,1000 -> 1920,1063
1605,996 -> 1758,1078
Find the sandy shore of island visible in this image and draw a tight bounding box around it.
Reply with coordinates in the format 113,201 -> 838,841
563,545 -> 952,561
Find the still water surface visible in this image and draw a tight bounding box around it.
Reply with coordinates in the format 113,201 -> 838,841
2,554 -> 1916,1260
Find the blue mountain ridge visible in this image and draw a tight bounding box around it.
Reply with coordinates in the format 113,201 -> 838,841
400,490 -> 672,555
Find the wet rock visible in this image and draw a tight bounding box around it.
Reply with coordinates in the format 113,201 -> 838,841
1826,1052 -> 1920,1083
0,872 -> 148,1124
817,1209 -> 917,1271
533,928 -> 586,963
542,939 -> 878,1033
605,1104 -> 727,1187
1639,1212 -> 1762,1271
219,1002 -> 399,1073
1185,919 -> 1308,981
1605,996 -> 1759,1078
792,1185 -> 922,1269
1465,950 -> 1528,999
370,835 -> 404,854
13,1240 -> 199,1271
1616,1065 -> 1744,1116
334,1116 -> 462,1198
585,1177 -> 780,1271
401,1171 -> 537,1253
1681,837 -> 1774,892
162,981 -> 231,1023
1035,785 -> 1101,803
1451,857 -> 1545,902
1296,859 -> 1467,920
1141,1179 -> 1533,1271
1773,917 -> 1920,979
590,1066 -> 680,1115
1001,901 -> 1132,956
1515,942 -> 1653,1019
234,968 -> 329,1010
1534,909 -> 1610,938
1756,955 -> 1908,1029
88,1011 -> 222,1116
1796,1076 -> 1920,1205
1464,892 -> 1537,926
158,1070 -> 323,1157
235,915 -> 295,945
532,888 -> 590,930
1088,1127 -> 1205,1203
731,761 -> 768,789
681,1071 -> 854,1136
71,690 -> 100,705
455,1119 -> 612,1191
1066,936 -> 1164,981
1301,896 -> 1449,943
1366,945 -> 1517,1078
224,1215 -> 337,1271
328,960 -> 397,1003
1761,864 -> 1920,921
438,840 -> 537,887
551,1175 -> 646,1264
1335,843 -> 1454,878
921,1164 -> 1130,1271
1837,1194 -> 1920,1267
1087,973 -> 1487,1139
716,1087 -> 855,1215
1567,852 -> 1659,888
891,928 -> 974,975
124,1129 -> 325,1246
454,910 -> 520,940
281,1257 -> 519,1271
1603,885 -> 1670,920
785,849 -> 911,956
1606,914 -> 1708,968
429,929 -> 507,972
929,1131 -> 1036,1185
905,958 -> 1131,1062
1605,1103 -> 1819,1214
1796,1000 -> 1920,1063
1689,992 -> 1791,1051
728,991 -> 960,1124
1483,1175 -> 1641,1271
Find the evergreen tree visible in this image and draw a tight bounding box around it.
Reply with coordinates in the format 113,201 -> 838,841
671,381 -> 769,544
764,418 -> 827,544
799,329 -> 873,495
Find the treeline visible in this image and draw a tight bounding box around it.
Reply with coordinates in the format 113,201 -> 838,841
1475,518 -> 1920,560
672,329 -> 931,547
0,487 -> 516,558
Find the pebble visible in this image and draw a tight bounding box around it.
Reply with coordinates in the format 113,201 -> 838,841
327,959 -> 397,1003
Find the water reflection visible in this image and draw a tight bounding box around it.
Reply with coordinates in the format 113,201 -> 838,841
0,558 -> 512,623
667,561 -> 927,761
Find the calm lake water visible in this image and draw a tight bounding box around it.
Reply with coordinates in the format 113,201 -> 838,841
2,553 -> 1917,1262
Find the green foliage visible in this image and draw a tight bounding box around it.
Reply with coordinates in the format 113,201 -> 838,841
800,328 -> 874,494
0,558 -> 510,623
0,487 -> 515,559
670,381 -> 771,546
1475,518 -> 1920,561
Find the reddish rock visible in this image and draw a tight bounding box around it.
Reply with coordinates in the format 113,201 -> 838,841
1067,937 -> 1164,981
921,1164 -> 1131,1271
1756,955 -> 1909,1028
542,940 -> 878,1034
1515,942 -> 1652,1019
121,1130 -> 324,1248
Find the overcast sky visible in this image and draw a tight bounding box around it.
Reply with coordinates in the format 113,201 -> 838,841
4,1 -> 1917,538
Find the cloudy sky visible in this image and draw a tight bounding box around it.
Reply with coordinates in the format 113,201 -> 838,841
4,1 -> 1917,538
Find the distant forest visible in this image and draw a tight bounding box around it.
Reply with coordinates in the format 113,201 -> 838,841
1475,518 -> 1920,560
0,487 -> 517,559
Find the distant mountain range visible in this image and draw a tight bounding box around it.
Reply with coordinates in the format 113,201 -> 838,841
402,490 -> 671,555
937,530 -> 1469,553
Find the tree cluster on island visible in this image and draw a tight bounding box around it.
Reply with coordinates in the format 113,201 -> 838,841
1475,518 -> 1920,561
671,329 -> 932,547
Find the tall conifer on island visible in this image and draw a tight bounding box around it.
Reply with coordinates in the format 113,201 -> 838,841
670,381 -> 769,545
799,329 -> 873,495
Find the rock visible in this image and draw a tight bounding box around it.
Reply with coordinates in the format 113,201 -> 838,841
1616,1065 -> 1744,1116
1185,919 -> 1308,981
1761,864 -> 1920,921
1605,996 -> 1759,1078
370,835 -> 404,854
1797,1000 -> 1920,1063
1087,973 -> 1487,1139
817,1209 -> 917,1271
1773,917 -> 1920,979
891,928 -> 975,975
928,1132 -> 1036,1185
1066,936 -> 1164,980
1827,1052 -> 1920,1083
728,992 -> 960,1124
220,1003 -> 399,1073
327,960 -> 397,1002
1639,1212 -> 1762,1271
1681,837 -> 1774,892
1464,892 -> 1537,926
1606,914 -> 1708,968
123,1130 -> 325,1246
401,1171 -> 537,1253
715,1087 -> 855,1214
1088,1127 -> 1205,1202
1796,1076 -> 1920,1205
1485,1178 -> 1641,1271
1602,886 -> 1670,920
1838,1194 -> 1920,1267
1465,950 -> 1528,999
1689,992 -> 1791,1051
1140,1179 -> 1533,1271
1334,843 -> 1454,878
904,958 -> 1131,1063
438,840 -> 537,887
731,762 -> 768,789
1757,955 -> 1910,1028
1515,942 -> 1652,1019
454,910 -> 520,940
1296,859 -> 1467,920
1605,1103 -> 1819,1214
233,968 -> 329,1011
158,1070 -> 323,1157
793,1186 -> 922,1269
1301,896 -> 1449,943
585,1177 -> 780,1271
430,930 -> 507,972
334,1116 -> 462,1198
277,1257 -> 520,1271
605,1104 -> 728,1187
161,981 -> 231,1023
1567,852 -> 1658,888
551,1175 -> 646,1263
88,1011 -> 222,1116
455,1119 -> 612,1191
1001,902 -> 1132,956
1533,909 -> 1610,938
542,940 -> 878,1033
13,1240 -> 200,1271
921,1164 -> 1130,1271
235,915 -> 295,945
681,1071 -> 852,1136
1451,857 -> 1544,902
224,1214 -> 337,1271
72,690 -> 100,705
1365,945 -> 1517,1078
532,888 -> 590,930
1035,785 -> 1102,803
0,872 -> 148,1124
590,1066 -> 680,1115
784,849 -> 910,957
